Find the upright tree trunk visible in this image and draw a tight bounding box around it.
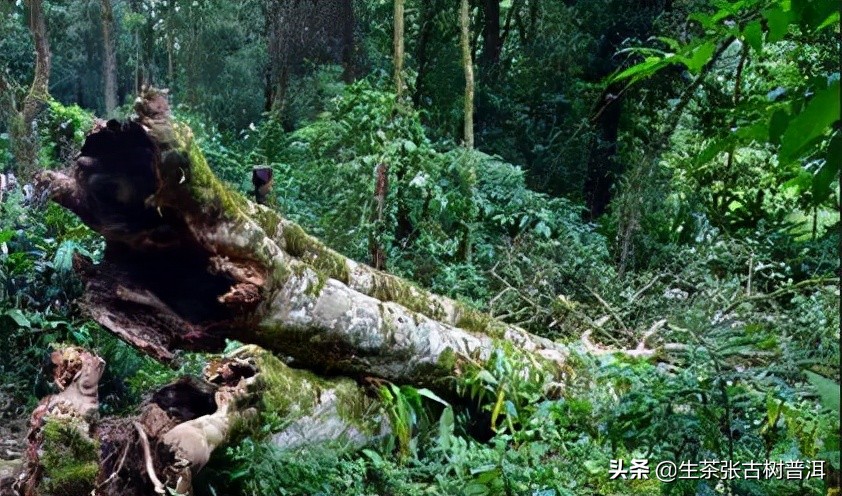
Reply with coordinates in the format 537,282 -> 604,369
9,0 -> 51,177
266,0 -> 355,118
393,0 -> 405,98
481,0 -> 501,67
584,85 -> 623,221
460,0 -> 475,149
412,1 -> 435,108
100,0 -> 118,115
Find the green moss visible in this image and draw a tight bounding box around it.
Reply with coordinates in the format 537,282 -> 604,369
282,222 -> 310,257
39,418 -> 99,496
282,222 -> 350,284
370,275 -> 446,322
253,205 -> 281,238
437,347 -> 458,372
455,309 -> 494,335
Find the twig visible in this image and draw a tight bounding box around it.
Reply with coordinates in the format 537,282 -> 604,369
637,319 -> 668,351
581,325 -> 687,359
746,253 -> 753,297
721,277 -> 839,316
584,286 -> 629,334
629,273 -> 664,303
97,439 -> 131,489
489,266 -> 541,311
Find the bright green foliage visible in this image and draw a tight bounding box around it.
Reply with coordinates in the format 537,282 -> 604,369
611,0 -> 839,238
39,100 -> 95,165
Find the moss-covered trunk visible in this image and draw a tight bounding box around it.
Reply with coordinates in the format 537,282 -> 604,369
37,88 -> 569,401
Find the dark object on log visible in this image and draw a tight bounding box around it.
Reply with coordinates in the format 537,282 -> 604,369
251,166 -> 273,205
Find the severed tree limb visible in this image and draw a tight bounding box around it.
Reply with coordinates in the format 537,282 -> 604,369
36,88 -> 570,401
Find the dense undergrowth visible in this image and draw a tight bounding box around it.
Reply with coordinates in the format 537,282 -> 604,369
0,0 -> 839,493
1,72 -> 838,494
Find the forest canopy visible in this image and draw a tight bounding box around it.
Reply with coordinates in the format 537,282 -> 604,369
0,0 -> 839,495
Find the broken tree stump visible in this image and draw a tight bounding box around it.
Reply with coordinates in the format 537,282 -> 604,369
5,345 -> 381,496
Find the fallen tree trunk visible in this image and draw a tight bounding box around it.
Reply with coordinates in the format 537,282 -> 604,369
4,345 -> 381,496
36,88 -> 570,397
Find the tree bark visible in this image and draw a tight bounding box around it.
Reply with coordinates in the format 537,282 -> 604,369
36,89 -> 568,400
481,0 -> 501,67
100,0 -> 118,115
460,0 -> 475,149
9,0 -> 51,177
393,0 -> 405,99
411,0 -> 435,108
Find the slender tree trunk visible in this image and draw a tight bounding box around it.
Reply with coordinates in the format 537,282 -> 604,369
370,162 -> 389,270
101,0 -> 118,115
460,0 -> 474,149
166,0 -> 175,89
9,0 -> 51,177
340,0 -> 355,83
412,1 -> 435,108
584,85 -> 623,221
481,0 -> 501,67
393,0 -> 405,98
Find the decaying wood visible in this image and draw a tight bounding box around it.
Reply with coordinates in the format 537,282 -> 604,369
15,347 -> 103,496
5,345 -> 380,496
36,88 -> 570,401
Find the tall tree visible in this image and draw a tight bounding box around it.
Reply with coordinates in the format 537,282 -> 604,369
393,0 -> 405,98
582,1 -> 671,220
480,0 -> 501,67
460,0 -> 474,149
266,0 -> 355,119
4,0 -> 51,177
100,0 -> 118,115
369,0 -> 405,270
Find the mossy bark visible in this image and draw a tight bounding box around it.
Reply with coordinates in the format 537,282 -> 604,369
37,88 -> 569,401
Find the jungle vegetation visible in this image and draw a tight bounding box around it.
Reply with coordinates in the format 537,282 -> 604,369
0,0 -> 839,495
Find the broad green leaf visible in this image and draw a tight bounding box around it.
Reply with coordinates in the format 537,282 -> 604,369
768,108 -> 790,145
792,0 -> 839,31
742,20 -> 763,53
475,369 -> 498,385
438,406 -> 454,450
490,389 -> 505,431
764,7 -> 792,42
361,449 -> 384,465
417,387 -> 450,406
780,80 -> 840,162
4,309 -> 31,328
693,136 -> 736,167
0,230 -> 12,244
804,371 -> 840,413
652,36 -> 681,51
683,41 -> 716,74
783,170 -> 812,194
815,10 -> 839,31
53,240 -> 78,273
688,12 -> 714,29
812,132 -> 841,203
608,56 -> 670,84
